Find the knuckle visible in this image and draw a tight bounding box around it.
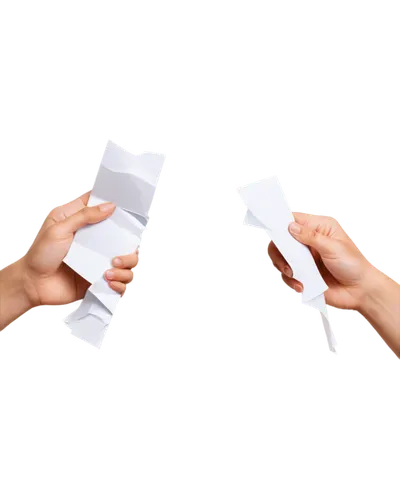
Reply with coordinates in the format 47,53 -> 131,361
311,229 -> 320,241
80,206 -> 93,222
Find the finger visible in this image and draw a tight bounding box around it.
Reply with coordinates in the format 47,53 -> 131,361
78,192 -> 91,206
288,221 -> 334,256
292,212 -> 317,226
281,273 -> 304,293
108,281 -> 127,295
268,241 -> 292,277
104,268 -> 133,284
112,250 -> 139,269
293,212 -> 344,236
38,192 -> 92,235
49,192 -> 92,223
57,203 -> 115,235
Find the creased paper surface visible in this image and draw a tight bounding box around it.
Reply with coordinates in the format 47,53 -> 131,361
64,141 -> 165,348
238,176 -> 337,352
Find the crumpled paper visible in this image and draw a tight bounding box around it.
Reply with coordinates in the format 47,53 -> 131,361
63,140 -> 165,348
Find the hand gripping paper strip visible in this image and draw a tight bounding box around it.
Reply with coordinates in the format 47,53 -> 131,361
238,176 -> 337,353
63,141 -> 165,348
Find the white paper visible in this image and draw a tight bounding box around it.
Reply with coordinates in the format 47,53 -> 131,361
63,141 -> 165,348
238,176 -> 337,352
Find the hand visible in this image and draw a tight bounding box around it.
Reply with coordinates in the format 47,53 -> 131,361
21,193 -> 139,307
268,213 -> 375,311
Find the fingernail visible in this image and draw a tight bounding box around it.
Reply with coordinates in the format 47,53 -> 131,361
289,222 -> 301,234
284,266 -> 293,278
295,284 -> 303,293
135,247 -> 139,255
99,202 -> 116,212
113,258 -> 122,267
105,270 -> 114,279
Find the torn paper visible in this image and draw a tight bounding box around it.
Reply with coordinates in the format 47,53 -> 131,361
238,176 -> 337,352
63,140 -> 165,348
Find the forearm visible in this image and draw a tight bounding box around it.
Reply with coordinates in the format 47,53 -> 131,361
0,258 -> 35,331
358,268 -> 400,357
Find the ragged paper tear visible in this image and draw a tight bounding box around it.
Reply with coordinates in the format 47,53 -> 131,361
63,140 -> 165,348
238,176 -> 337,352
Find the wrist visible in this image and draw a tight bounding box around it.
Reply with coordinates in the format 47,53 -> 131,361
355,265 -> 400,357
351,263 -> 382,317
0,258 -> 38,331
356,265 -> 390,317
21,260 -> 41,309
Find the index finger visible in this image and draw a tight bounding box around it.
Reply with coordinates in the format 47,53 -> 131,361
49,192 -> 92,223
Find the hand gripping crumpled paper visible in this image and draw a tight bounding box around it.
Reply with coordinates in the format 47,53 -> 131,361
63,140 -> 165,348
238,176 -> 337,353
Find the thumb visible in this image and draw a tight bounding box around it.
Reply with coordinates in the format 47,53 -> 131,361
58,202 -> 116,235
288,221 -> 334,255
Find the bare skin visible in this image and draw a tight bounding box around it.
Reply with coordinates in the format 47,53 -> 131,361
0,192 -> 139,331
268,213 -> 400,357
